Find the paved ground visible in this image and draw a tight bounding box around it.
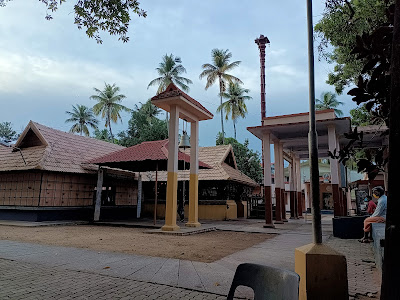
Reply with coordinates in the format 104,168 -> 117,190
0,216 -> 381,299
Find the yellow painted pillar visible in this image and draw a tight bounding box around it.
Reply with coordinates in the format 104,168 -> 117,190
295,243 -> 348,300
186,121 -> 200,227
162,105 -> 180,231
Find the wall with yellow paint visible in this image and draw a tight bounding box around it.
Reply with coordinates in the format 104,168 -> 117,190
143,200 -> 241,220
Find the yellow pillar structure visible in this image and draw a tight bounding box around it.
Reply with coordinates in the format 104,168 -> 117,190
151,83 -> 213,231
162,105 -> 180,231
295,243 -> 348,300
186,121 -> 200,227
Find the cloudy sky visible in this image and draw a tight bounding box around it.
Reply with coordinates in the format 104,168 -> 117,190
0,1 -> 356,153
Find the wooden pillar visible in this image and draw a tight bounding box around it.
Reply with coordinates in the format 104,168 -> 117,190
281,189 -> 287,221
162,105 -> 180,231
186,121 -> 200,227
274,141 -> 283,224
137,173 -> 142,219
94,167 -> 104,222
263,132 -> 275,228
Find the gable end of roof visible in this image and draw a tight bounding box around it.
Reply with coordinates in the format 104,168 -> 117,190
14,121 -> 48,149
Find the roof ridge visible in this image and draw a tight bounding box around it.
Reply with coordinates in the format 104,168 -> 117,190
32,121 -> 125,148
140,139 -> 168,145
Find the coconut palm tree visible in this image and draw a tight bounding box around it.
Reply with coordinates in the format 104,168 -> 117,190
65,104 -> 99,136
199,49 -> 242,143
135,99 -> 162,124
217,82 -> 251,139
147,54 -> 193,95
316,91 -> 344,117
90,83 -> 131,142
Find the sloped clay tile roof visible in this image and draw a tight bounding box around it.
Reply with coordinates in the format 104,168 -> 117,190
0,146 -> 46,171
142,144 -> 258,187
151,83 -> 213,117
89,139 -> 211,169
0,121 -> 124,173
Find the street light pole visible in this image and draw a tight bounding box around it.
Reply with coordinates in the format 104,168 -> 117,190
306,0 -> 322,244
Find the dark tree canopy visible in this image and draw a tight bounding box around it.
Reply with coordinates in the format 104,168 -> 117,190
93,128 -> 116,143
315,0 -> 392,94
349,105 -> 375,126
0,0 -> 146,43
118,99 -> 168,147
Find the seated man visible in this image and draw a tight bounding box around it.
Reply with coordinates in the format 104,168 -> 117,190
359,186 -> 387,243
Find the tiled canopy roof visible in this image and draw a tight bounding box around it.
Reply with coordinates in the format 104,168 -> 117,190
89,139 -> 211,169
0,121 -> 124,173
142,144 -> 258,187
151,83 -> 213,117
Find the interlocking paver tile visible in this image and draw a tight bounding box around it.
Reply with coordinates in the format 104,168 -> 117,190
0,216 -> 381,299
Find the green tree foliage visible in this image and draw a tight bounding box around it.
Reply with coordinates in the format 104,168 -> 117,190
147,54 -> 193,95
0,122 -> 17,142
118,99 -> 168,147
329,0 -> 396,178
91,83 -> 131,142
315,0 -> 391,94
216,133 -> 262,184
200,49 -> 242,144
65,104 -> 98,136
217,82 -> 251,139
92,128 -> 117,143
0,0 -> 147,43
315,91 -> 344,116
349,104 -> 375,126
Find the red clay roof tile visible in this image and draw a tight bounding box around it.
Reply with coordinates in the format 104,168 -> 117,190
151,83 -> 213,117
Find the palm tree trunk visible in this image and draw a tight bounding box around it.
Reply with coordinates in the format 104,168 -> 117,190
107,112 -> 114,142
233,121 -> 236,140
218,76 -> 225,144
109,121 -> 114,142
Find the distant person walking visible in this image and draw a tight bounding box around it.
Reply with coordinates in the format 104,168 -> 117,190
359,187 -> 387,243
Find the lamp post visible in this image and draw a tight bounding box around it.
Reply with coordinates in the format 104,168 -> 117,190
306,0 -> 322,244
294,2 -> 348,299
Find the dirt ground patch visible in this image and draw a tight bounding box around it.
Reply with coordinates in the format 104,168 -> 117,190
0,225 -> 275,263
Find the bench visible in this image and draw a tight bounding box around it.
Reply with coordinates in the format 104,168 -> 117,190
332,215 -> 368,239
371,223 -> 385,271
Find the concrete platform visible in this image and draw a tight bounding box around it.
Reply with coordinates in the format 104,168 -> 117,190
93,220 -> 161,229
146,225 -> 217,236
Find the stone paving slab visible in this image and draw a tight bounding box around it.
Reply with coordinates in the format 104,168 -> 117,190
0,216 -> 381,299
0,258 -> 228,300
151,258 -> 180,286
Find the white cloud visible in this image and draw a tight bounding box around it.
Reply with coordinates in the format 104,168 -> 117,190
0,49 -> 156,99
269,65 -> 306,78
